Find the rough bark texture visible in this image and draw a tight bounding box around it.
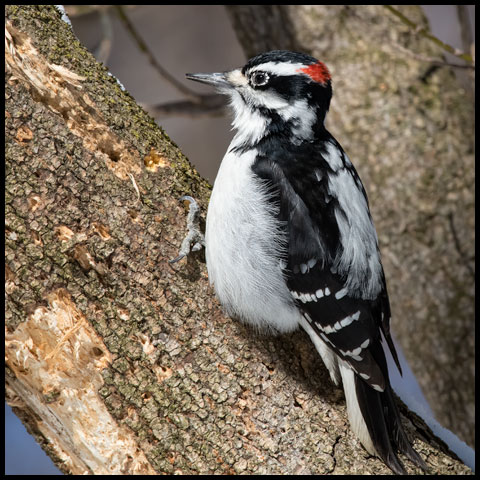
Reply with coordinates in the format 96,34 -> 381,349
5,5 -> 472,475
227,4 -> 475,449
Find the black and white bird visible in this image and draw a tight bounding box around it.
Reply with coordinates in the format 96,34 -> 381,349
185,50 -> 426,474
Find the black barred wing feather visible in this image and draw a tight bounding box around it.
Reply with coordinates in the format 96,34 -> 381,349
251,134 -> 426,475
288,264 -> 388,392
252,136 -> 400,387
285,240 -> 423,473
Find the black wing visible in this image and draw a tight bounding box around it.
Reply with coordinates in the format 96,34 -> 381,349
251,135 -> 401,390
251,135 -> 428,474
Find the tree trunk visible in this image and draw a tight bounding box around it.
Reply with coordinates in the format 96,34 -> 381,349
5,5 -> 472,475
227,4 -> 475,449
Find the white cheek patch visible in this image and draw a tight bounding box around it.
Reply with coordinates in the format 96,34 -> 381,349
248,88 -> 290,110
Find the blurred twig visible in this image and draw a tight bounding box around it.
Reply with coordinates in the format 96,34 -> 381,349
113,5 -> 203,103
457,5 -> 473,51
112,5 -> 225,117
456,5 -> 474,61
95,8 -> 113,64
448,212 -> 475,281
144,94 -> 226,118
391,41 -> 475,70
384,5 -> 475,66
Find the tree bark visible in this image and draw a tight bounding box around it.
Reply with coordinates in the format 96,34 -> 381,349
227,4 -> 475,449
5,5 -> 472,475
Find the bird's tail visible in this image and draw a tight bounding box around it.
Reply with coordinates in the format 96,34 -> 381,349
339,359 -> 427,474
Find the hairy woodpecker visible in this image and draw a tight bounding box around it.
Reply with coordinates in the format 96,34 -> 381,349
185,50 -> 426,474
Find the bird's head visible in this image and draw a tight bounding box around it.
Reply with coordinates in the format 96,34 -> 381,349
186,50 -> 332,148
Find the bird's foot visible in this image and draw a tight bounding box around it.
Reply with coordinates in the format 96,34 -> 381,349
169,196 -> 205,263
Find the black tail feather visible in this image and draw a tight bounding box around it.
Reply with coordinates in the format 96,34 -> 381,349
354,374 -> 408,474
354,374 -> 428,474
383,382 -> 429,471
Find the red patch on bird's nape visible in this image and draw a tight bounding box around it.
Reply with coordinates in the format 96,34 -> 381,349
298,61 -> 331,84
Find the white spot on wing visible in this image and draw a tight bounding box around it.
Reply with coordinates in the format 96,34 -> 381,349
297,258 -> 317,274
335,288 -> 348,299
293,292 -> 316,303
340,311 -> 361,329
299,315 -> 341,386
321,310 -> 362,335
323,324 -> 334,334
308,258 -> 317,269
338,333 -> 371,361
340,316 -> 353,328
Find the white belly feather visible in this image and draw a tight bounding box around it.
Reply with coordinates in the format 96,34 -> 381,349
205,148 -> 301,333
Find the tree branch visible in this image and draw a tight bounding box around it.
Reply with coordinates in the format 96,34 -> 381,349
390,41 -> 475,70
144,94 -> 226,118
448,212 -> 475,281
384,5 -> 475,65
456,5 -> 474,58
113,5 -> 204,103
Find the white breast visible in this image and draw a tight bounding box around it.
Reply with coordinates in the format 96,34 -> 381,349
205,148 -> 301,333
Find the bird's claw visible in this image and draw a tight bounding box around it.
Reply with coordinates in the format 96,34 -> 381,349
169,196 -> 205,264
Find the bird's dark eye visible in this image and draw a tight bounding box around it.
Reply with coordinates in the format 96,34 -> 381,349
249,71 -> 269,87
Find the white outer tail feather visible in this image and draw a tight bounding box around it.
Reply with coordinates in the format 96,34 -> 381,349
338,359 -> 376,455
300,318 -> 377,456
